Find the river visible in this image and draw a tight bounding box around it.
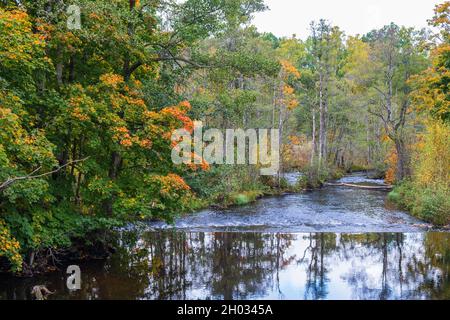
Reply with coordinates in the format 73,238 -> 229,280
1,173 -> 449,300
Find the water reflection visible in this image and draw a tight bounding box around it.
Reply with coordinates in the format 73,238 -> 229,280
1,232 -> 449,300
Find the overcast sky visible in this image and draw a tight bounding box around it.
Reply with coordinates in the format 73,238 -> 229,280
252,0 -> 442,39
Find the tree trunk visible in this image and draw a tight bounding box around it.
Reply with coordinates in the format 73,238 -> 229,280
105,151 -> 122,215
394,138 -> 410,181
56,62 -> 63,86
311,107 -> 316,165
278,107 -> 283,187
323,82 -> 328,162
318,73 -> 325,167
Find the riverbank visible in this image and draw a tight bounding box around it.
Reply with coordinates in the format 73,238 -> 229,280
388,181 -> 450,226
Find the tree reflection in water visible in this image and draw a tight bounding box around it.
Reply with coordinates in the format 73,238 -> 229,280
0,232 -> 449,300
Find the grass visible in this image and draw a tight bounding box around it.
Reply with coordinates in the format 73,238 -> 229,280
228,190 -> 265,206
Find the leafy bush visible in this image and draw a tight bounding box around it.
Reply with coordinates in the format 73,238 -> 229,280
0,219 -> 23,272
388,120 -> 450,226
303,161 -> 333,188
186,165 -> 269,206
390,182 -> 450,226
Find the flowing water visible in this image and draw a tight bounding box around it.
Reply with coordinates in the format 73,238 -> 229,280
1,173 -> 449,300
147,174 -> 426,233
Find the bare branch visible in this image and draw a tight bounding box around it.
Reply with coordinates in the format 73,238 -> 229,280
0,157 -> 90,192
367,107 -> 386,124
373,86 -> 388,101
149,55 -> 209,68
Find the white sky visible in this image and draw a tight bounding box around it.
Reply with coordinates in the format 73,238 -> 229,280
253,0 -> 442,39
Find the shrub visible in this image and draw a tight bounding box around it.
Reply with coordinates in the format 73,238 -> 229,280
304,161 -> 332,188
0,219 -> 23,272
390,181 -> 450,226
387,190 -> 401,203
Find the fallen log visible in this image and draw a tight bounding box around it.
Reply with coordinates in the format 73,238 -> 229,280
325,182 -> 393,190
31,285 -> 54,300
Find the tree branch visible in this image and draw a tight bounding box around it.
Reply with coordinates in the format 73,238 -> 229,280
0,157 -> 90,192
373,86 -> 388,101
149,55 -> 209,68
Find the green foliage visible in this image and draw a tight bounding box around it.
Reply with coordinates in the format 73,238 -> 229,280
387,190 -> 401,203
0,219 -> 23,272
185,165 -> 269,207
390,182 -> 450,226
0,1 -> 266,272
391,4 -> 450,227
412,2 -> 450,123
390,120 -> 450,226
1,0 -> 449,273
233,193 -> 250,205
303,161 -> 332,188
229,190 -> 264,206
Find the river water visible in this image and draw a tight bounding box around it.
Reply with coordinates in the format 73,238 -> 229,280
147,173 -> 426,233
1,173 -> 449,300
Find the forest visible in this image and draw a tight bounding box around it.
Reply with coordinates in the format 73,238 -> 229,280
0,0 -> 449,275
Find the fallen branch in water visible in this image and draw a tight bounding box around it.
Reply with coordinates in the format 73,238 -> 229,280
31,285 -> 54,300
325,182 -> 393,190
0,157 -> 90,192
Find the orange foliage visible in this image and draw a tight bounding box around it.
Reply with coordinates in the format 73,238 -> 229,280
100,73 -> 124,88
287,98 -> 299,110
280,60 -> 301,79
431,1 -> 450,27
385,147 -> 398,184
71,107 -> 89,121
150,173 -> 191,197
282,85 -> 294,95
113,126 -> 133,147
139,138 -> 152,149
187,152 -> 210,171
161,101 -> 194,133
